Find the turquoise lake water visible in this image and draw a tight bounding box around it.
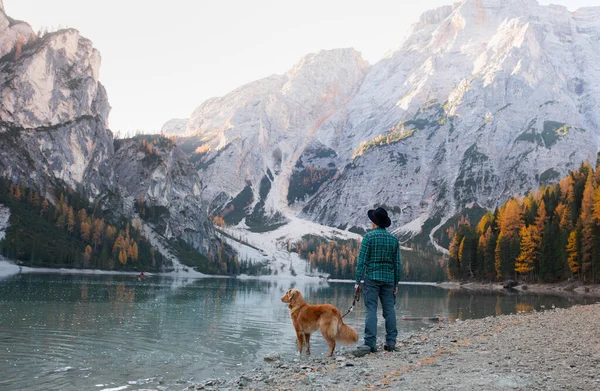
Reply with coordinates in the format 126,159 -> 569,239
0,274 -> 596,390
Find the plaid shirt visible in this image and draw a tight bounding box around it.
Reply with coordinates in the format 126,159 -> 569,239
355,228 -> 402,285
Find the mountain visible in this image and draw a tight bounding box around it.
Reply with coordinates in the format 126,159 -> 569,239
306,0 -> 600,234
161,118 -> 188,136
176,49 -> 367,229
167,0 -> 600,246
0,6 -> 112,196
0,5 -> 227,273
111,135 -> 216,254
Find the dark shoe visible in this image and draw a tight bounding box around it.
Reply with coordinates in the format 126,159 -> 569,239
352,345 -> 374,357
384,344 -> 396,352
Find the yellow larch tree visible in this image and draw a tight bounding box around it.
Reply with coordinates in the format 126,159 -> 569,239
580,172 -> 596,277
498,198 -> 523,239
67,207 -> 75,234
494,232 -> 504,280
566,230 -> 581,274
515,225 -> 537,278
84,245 -> 93,267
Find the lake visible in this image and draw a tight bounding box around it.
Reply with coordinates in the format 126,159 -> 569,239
0,274 -> 597,391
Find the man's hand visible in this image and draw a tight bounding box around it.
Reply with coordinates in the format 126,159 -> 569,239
394,286 -> 398,295
354,284 -> 362,294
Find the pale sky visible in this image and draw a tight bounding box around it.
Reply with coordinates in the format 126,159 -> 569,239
4,0 -> 599,135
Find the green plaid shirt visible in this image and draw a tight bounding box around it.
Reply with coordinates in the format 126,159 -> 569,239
355,228 -> 402,285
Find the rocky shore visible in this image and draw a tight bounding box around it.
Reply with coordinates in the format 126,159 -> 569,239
193,303 -> 600,391
437,281 -> 600,297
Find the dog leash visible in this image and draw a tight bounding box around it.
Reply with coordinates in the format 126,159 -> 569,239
341,289 -> 361,319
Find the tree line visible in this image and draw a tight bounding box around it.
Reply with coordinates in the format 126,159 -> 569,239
295,234 -> 447,282
0,178 -> 163,271
447,161 -> 600,283
295,235 -> 359,279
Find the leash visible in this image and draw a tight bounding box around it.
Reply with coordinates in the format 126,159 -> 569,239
341,288 -> 361,318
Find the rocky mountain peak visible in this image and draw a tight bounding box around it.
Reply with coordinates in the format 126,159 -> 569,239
285,48 -> 367,79
0,4 -> 35,60
417,4 -> 454,25
161,118 -> 188,136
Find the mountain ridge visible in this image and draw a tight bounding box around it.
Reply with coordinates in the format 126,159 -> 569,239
0,5 -> 232,274
163,0 -> 600,246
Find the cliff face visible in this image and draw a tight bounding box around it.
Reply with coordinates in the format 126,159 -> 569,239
305,0 -> 600,231
0,6 -> 222,268
172,49 -> 368,229
0,6 -> 114,197
165,0 -> 600,237
111,136 -> 216,255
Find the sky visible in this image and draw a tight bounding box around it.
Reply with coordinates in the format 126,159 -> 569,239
4,0 -> 599,135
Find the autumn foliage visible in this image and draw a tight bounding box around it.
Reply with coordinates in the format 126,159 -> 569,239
1,179 -> 162,271
295,235 -> 359,279
448,161 -> 600,283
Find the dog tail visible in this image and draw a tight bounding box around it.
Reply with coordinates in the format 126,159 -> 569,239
336,319 -> 359,345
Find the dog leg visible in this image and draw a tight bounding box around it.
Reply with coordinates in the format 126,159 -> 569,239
296,331 -> 305,357
326,339 -> 336,357
304,333 -> 311,358
321,324 -> 337,357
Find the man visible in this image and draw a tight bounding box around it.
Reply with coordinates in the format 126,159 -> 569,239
353,207 -> 402,357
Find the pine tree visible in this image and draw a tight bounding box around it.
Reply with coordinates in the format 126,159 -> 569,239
14,185 -> 22,201
535,200 -> 548,235
92,218 -> 105,250
80,218 -> 91,242
495,199 -> 523,279
40,199 -> 49,216
32,192 -> 40,208
498,198 -> 523,238
580,172 -> 596,280
482,227 -> 497,280
495,232 -> 504,280
448,233 -> 461,280
132,242 -> 139,261
515,225 -> 537,278
476,211 -> 494,234
67,207 -> 75,234
84,245 -> 93,267
566,230 -> 581,275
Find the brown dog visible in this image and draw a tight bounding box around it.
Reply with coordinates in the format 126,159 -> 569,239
281,289 -> 358,357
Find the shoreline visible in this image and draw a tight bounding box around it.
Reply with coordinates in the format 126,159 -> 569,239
5,257 -> 600,298
436,280 -> 600,297
197,303 -> 600,390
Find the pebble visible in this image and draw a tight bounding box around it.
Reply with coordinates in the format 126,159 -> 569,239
189,303 -> 600,390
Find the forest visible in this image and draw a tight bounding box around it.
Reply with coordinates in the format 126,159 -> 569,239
447,161 -> 600,283
295,234 -> 446,281
0,178 -> 164,271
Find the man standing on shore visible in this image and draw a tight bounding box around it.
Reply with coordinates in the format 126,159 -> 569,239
353,207 -> 402,357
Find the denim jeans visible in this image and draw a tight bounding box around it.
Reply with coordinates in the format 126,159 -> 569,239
363,279 -> 397,349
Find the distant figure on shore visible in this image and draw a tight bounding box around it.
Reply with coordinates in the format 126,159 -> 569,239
138,272 -> 145,280
352,207 -> 402,357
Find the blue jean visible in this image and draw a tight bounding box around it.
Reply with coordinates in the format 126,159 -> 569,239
364,279 -> 397,349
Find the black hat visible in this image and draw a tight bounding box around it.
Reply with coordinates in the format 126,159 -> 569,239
368,207 -> 391,228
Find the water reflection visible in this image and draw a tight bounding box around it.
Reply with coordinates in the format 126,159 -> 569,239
0,275 -> 597,391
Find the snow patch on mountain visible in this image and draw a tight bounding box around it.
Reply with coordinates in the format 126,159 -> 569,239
305,0 -> 600,232
176,49 -> 367,217
219,215 -> 360,278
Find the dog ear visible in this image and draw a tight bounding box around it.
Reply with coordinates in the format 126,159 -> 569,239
288,289 -> 295,299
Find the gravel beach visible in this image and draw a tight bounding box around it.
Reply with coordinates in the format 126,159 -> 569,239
195,302 -> 600,391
